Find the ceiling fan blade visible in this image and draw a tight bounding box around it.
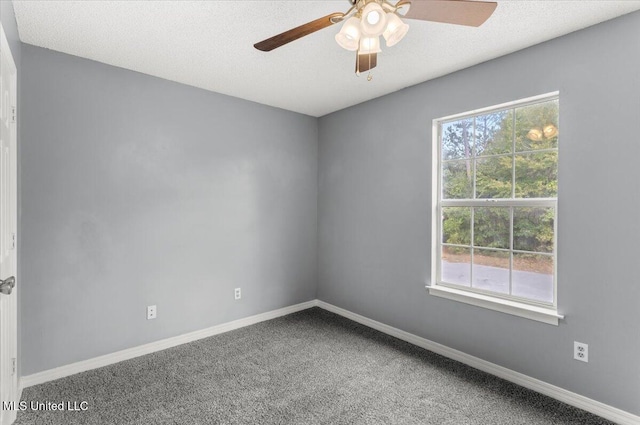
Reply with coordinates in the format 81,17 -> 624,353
356,53 -> 377,74
403,0 -> 497,27
254,13 -> 344,52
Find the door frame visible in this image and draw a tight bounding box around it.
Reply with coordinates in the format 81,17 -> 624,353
0,22 -> 18,425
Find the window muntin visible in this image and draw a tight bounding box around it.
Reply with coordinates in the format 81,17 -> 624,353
435,95 -> 558,308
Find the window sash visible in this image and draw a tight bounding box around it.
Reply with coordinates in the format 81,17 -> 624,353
440,199 -> 556,207
435,203 -> 557,308
438,92 -> 559,124
433,93 -> 559,310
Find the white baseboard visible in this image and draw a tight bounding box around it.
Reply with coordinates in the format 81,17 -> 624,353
19,299 -> 638,424
21,300 -> 318,389
316,300 -> 639,425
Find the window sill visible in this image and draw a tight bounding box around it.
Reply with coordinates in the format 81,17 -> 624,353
427,284 -> 564,326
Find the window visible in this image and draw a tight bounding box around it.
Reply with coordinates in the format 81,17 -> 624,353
430,93 -> 563,325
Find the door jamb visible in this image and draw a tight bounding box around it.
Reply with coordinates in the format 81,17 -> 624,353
0,21 -> 19,425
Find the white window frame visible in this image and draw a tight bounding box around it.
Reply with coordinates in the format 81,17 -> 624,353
428,92 -> 564,325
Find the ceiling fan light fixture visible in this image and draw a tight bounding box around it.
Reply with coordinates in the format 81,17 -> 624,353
359,36 -> 382,54
335,16 -> 361,51
527,128 -> 543,142
360,2 -> 387,36
383,13 -> 409,47
543,124 -> 558,139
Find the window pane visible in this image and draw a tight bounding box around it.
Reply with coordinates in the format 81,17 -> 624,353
512,253 -> 554,304
443,160 -> 473,199
442,119 -> 474,160
442,246 -> 471,287
437,96 -> 558,308
473,207 -> 510,249
515,151 -> 558,198
472,249 -> 509,294
475,156 -> 512,199
515,100 -> 559,152
442,207 -> 471,245
474,111 -> 511,157
513,207 -> 555,253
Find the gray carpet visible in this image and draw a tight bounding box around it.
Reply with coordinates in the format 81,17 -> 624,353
15,308 -> 612,424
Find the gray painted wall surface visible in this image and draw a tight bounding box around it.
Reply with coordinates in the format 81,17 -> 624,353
318,12 -> 640,415
1,0 -> 22,378
21,45 -> 318,375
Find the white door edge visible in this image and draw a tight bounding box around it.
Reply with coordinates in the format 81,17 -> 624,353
0,22 -> 18,425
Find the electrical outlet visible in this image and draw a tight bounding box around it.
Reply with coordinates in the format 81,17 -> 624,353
147,305 -> 157,320
574,341 -> 588,362
234,288 -> 241,300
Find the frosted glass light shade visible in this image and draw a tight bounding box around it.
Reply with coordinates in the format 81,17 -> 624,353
383,13 -> 409,47
335,17 -> 361,51
543,124 -> 558,138
527,128 -> 543,141
359,36 -> 381,54
360,3 -> 387,36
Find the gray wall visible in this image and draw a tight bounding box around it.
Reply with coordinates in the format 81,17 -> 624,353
1,0 -> 22,378
318,11 -> 640,415
21,45 -> 318,375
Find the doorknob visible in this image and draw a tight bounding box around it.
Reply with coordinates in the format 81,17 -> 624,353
0,276 -> 15,295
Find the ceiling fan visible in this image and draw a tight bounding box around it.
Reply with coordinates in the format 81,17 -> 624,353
254,0 -> 498,76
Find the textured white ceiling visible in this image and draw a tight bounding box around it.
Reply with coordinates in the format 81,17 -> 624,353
12,0 -> 640,117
